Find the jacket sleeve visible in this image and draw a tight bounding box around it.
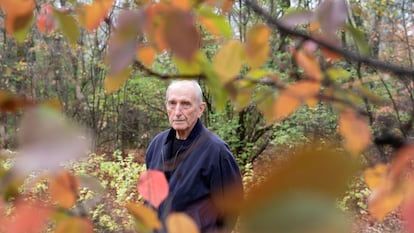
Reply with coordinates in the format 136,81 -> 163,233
210,145 -> 244,231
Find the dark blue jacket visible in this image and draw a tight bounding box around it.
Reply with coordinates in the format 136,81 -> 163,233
145,119 -> 243,233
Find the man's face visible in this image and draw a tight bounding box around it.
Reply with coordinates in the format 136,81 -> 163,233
166,83 -> 205,139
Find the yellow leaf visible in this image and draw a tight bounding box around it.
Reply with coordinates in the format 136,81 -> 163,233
126,203 -> 162,230
213,40 -> 244,84
137,45 -> 157,68
245,24 -> 271,68
273,81 -> 320,120
170,0 -> 191,10
105,67 -> 132,94
338,109 -> 372,155
54,217 -> 94,233
48,171 -> 79,209
364,164 -> 388,190
166,213 -> 199,233
78,0 -> 114,32
294,49 -> 323,81
256,86 -> 275,125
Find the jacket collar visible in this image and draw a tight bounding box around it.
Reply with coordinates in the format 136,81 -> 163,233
165,118 -> 204,147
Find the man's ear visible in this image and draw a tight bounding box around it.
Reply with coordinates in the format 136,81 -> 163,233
199,102 -> 206,115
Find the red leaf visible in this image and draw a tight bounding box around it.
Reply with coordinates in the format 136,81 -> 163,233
403,191 -> 414,233
36,4 -> 56,34
2,199 -> 51,233
137,170 -> 169,208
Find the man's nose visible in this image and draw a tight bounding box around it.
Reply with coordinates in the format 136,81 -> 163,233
173,104 -> 184,112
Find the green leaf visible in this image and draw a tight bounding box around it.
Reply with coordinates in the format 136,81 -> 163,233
200,56 -> 227,111
14,17 -> 33,43
326,68 -> 351,81
53,9 -> 80,46
197,7 -> 232,38
174,52 -> 203,75
347,25 -> 371,56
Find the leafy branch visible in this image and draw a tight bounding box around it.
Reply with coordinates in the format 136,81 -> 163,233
244,0 -> 414,78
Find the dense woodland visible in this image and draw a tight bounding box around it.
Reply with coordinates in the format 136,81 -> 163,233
1,0 -> 414,232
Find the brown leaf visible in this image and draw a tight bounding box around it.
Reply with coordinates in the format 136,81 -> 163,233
166,213 -> 199,233
125,203 -> 162,230
0,90 -> 33,112
48,170 -> 80,209
338,109 -> 372,155
54,217 -> 94,233
163,9 -> 200,61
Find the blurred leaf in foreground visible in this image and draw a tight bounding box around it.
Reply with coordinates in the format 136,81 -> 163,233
14,106 -> 91,175
240,142 -> 360,233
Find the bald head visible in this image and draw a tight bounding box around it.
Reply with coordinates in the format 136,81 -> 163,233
166,80 -> 203,106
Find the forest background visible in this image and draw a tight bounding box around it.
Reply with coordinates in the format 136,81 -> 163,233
1,0 -> 414,232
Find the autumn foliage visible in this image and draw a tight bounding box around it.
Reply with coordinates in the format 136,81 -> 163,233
0,0 -> 414,232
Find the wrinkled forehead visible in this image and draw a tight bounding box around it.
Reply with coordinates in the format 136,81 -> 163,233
166,83 -> 197,101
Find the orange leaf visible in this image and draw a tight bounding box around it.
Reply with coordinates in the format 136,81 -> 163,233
213,40 -> 244,84
273,81 -> 320,120
364,163 -> 388,190
78,0 -> 114,32
367,144 -> 414,221
55,217 -> 94,233
166,213 -> 200,233
137,170 -> 169,208
145,3 -> 172,51
368,178 -> 406,221
170,0 -> 192,10
137,45 -> 157,67
125,202 -> 162,230
198,15 -> 220,36
48,170 -> 80,209
294,49 -> 323,81
105,67 -> 132,94
0,0 -> 35,35
338,109 -> 372,155
245,24 -> 271,68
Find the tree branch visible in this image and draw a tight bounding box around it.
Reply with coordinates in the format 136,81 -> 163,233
244,0 -> 414,78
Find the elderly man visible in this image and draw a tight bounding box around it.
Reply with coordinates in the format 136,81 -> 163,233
145,80 -> 243,233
